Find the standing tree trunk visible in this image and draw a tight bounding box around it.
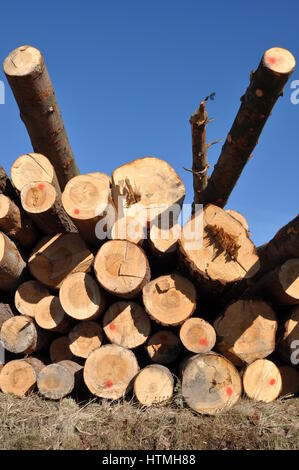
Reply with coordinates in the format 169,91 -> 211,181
0,232 -> 27,291
190,100 -> 208,210
3,46 -> 79,190
203,47 -> 295,207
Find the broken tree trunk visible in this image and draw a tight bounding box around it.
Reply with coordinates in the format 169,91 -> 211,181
21,181 -> 77,234
4,46 -> 79,190
11,153 -> 60,194
15,280 -> 49,318
214,299 -> 277,365
243,359 -> 282,403
142,273 -> 197,326
134,364 -> 174,406
0,315 -> 50,354
49,336 -> 73,363
62,173 -> 115,245
203,47 -> 295,207
146,330 -> 181,364
0,232 -> 27,291
83,344 -> 139,399
278,306 -> 299,365
181,352 -> 242,415
35,295 -> 72,333
190,100 -> 208,210
102,301 -> 151,349
28,233 -> 94,289
0,194 -> 38,248
0,359 -> 37,396
179,317 -> 216,353
68,321 -> 103,359
94,240 -> 151,299
179,204 -> 260,295
59,272 -> 106,321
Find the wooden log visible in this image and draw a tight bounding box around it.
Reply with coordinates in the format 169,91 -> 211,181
94,240 -> 150,299
59,272 -> 106,321
62,173 -> 115,245
142,273 -> 197,326
146,330 -> 181,364
0,165 -> 20,206
15,280 -> 49,318
0,303 -> 14,330
278,306 -> 299,364
257,215 -> 299,278
279,365 -> 299,396
21,181 -> 76,234
0,232 -> 27,291
0,194 -> 38,248
243,359 -> 282,403
0,359 -> 37,396
179,318 -> 216,353
226,210 -> 249,232
35,295 -> 72,333
4,46 -> 79,190
214,299 -> 277,366
203,47 -> 295,207
83,344 -> 139,399
190,100 -> 208,209
37,361 -> 80,400
49,336 -> 73,363
0,316 -> 50,354
11,153 -> 60,193
134,364 -> 174,406
102,301 -> 151,349
68,321 -> 103,359
28,233 -> 94,289
23,356 -> 46,376
181,352 -> 242,414
59,359 -> 84,390
179,204 -> 260,295
245,258 -> 299,306
148,223 -> 181,263
111,216 -> 145,246
111,157 -> 185,226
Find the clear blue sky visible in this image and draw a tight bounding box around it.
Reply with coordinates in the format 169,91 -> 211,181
0,0 -> 298,245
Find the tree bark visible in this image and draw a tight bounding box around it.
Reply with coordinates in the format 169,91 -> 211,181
0,232 -> 27,291
0,303 -> 14,330
0,165 -> 21,206
4,46 -> 79,190
243,359 -> 282,403
203,47 -> 295,207
190,100 -> 208,210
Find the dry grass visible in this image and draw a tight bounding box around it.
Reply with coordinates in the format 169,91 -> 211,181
0,391 -> 298,450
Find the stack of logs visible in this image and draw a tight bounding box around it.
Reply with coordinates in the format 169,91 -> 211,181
0,45 -> 297,415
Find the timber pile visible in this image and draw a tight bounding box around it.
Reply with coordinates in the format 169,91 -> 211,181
0,44 -> 298,415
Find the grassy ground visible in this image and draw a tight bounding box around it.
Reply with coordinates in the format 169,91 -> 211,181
0,391 -> 298,450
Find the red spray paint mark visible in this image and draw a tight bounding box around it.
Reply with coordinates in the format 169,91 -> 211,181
74,208 -> 80,215
267,56 -> 277,65
38,183 -> 45,190
199,338 -> 208,347
269,378 -> 276,386
109,323 -> 116,331
160,334 -> 168,342
226,386 -> 233,397
106,380 -> 113,388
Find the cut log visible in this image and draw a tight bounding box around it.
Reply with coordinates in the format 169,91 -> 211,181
59,272 -> 106,321
68,321 -> 103,359
279,365 -> 299,396
83,344 -> 139,399
245,258 -> 299,306
102,301 -> 151,349
15,280 -> 49,318
11,153 -> 60,193
37,362 -> 77,400
62,173 -> 115,245
179,204 -> 260,295
134,364 -> 174,406
243,359 -> 282,403
111,216 -> 145,246
94,240 -> 151,299
0,194 -> 38,248
21,181 -> 76,234
35,295 -> 72,333
59,360 -> 84,390
49,336 -> 73,363
28,233 -> 94,289
203,47 -> 295,207
226,210 -> 249,232
148,223 -> 181,263
0,165 -> 20,206
111,157 -> 185,226
278,306 -> 299,364
0,303 -> 14,330
214,299 -> 277,365
24,356 -> 46,376
0,232 -> 27,291
0,316 -> 50,354
0,359 -> 37,396
4,46 -> 79,190
179,317 -> 216,353
181,352 -> 242,414
190,100 -> 208,209
146,330 -> 181,364
142,273 -> 197,326
257,215 -> 299,278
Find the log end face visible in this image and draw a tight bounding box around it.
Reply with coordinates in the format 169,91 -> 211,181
263,47 -> 296,75
3,45 -> 43,77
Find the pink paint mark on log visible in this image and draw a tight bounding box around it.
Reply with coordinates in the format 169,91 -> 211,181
226,386 -> 233,397
37,183 -> 45,190
74,208 -> 80,215
106,380 -> 113,388
160,334 -> 168,342
269,378 -> 276,386
199,338 -> 208,347
109,323 -> 116,331
267,56 -> 277,65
